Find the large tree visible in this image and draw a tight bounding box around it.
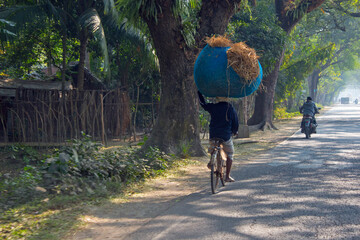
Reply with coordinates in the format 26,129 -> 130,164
117,0 -> 243,156
247,0 -> 325,129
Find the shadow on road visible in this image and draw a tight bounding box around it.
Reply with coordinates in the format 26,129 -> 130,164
75,105 -> 360,239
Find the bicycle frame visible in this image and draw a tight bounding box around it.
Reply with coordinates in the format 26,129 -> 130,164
209,139 -> 227,162
209,138 -> 227,194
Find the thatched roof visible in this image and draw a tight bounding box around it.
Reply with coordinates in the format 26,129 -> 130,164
69,64 -> 106,90
0,61 -> 105,98
0,79 -> 72,97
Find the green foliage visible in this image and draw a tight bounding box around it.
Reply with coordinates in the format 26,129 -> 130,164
95,18 -> 160,89
273,107 -> 301,120
42,133 -> 172,194
0,16 -> 78,79
285,1 -> 310,22
228,2 -> 289,76
116,0 -> 200,47
0,18 -> 16,45
284,4 -> 360,105
116,0 -> 161,25
174,0 -> 200,47
137,135 -> 148,146
7,144 -> 41,165
199,110 -> 209,133
277,43 -> 336,100
178,141 -> 192,159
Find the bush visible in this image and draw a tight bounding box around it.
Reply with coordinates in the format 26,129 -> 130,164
0,133 -> 175,210
7,144 -> 41,165
273,107 -> 301,120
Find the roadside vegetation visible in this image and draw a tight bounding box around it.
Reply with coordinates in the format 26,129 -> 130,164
0,134 -> 177,239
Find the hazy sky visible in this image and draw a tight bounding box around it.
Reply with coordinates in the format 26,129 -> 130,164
338,85 -> 360,101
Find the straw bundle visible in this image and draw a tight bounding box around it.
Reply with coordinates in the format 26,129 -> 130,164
205,35 -> 233,47
226,42 -> 260,82
194,35 -> 262,98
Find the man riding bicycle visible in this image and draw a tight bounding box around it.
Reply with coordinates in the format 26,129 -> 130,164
198,91 -> 238,182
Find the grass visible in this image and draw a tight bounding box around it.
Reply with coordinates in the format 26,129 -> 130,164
1,193 -> 99,239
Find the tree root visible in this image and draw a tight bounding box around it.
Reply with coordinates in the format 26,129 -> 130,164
248,120 -> 279,132
261,121 -> 279,131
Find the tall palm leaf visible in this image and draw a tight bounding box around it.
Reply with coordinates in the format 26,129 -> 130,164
78,8 -> 110,76
109,18 -> 158,69
0,19 -> 16,48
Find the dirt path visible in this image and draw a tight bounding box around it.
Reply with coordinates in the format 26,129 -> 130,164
70,117 -> 302,240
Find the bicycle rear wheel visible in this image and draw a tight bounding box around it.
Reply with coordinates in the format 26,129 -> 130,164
219,158 -> 226,187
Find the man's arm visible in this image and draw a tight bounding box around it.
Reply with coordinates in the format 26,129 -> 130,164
197,91 -> 209,111
314,103 -> 319,114
231,106 -> 239,135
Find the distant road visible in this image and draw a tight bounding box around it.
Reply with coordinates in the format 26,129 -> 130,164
129,104 -> 360,240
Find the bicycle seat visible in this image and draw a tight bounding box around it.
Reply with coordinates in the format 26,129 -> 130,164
210,139 -> 224,148
210,138 -> 225,145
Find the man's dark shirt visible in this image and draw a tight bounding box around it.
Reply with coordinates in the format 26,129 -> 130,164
198,92 -> 239,141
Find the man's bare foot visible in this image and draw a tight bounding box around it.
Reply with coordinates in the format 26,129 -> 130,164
225,176 -> 235,182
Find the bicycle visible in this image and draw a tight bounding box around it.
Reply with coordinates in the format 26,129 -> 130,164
208,138 -> 227,194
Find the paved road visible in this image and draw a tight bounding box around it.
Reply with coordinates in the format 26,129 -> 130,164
128,104 -> 360,240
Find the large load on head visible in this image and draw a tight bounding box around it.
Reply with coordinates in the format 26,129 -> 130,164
194,36 -> 262,98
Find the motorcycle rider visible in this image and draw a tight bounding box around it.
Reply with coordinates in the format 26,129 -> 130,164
300,97 -> 319,132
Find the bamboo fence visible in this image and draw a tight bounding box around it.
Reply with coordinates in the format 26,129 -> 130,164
0,88 -> 139,144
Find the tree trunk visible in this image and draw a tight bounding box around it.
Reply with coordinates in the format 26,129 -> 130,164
142,28 -> 203,155
115,50 -> 131,136
61,33 -> 67,91
77,29 -> 88,90
287,95 -> 294,110
234,97 -> 250,138
143,60 -> 203,155
85,50 -> 91,70
307,69 -> 321,101
328,92 -> 336,105
247,49 -> 285,129
132,84 -> 140,142
142,0 -> 240,156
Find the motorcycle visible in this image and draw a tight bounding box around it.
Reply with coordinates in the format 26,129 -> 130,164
301,114 -> 316,139
300,108 -> 321,139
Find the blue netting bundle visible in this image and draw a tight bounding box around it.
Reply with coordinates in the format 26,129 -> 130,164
194,44 -> 262,98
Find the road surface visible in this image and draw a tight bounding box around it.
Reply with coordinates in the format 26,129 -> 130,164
128,104 -> 360,240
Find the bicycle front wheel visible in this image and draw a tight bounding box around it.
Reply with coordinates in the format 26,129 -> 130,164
210,153 -> 220,194
210,163 -> 220,194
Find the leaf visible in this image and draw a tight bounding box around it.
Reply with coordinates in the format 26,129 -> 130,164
59,152 -> 70,163
72,149 -> 79,163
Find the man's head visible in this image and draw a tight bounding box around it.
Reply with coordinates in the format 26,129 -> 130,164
307,97 -> 312,101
